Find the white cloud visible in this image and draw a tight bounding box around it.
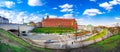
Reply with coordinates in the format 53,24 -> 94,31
47,14 -> 74,19
49,15 -> 57,18
60,8 -> 73,12
76,18 -> 84,25
0,9 -> 43,23
63,14 -> 73,18
99,2 -> 112,11
115,17 -> 120,20
59,3 -> 73,9
28,0 -> 45,6
109,0 -> 118,5
59,3 -> 73,12
109,22 -> 120,27
52,7 -> 57,10
0,1 -> 15,8
83,8 -> 102,16
99,0 -> 120,11
110,0 -> 120,5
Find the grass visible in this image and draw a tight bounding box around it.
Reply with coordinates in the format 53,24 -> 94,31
0,29 -> 30,46
0,29 -> 50,52
0,37 -> 1,41
31,27 -> 75,33
0,30 -> 31,52
89,33 -> 120,52
87,29 -> 107,40
0,43 -> 31,52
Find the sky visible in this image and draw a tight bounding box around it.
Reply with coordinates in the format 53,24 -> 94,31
0,0 -> 120,26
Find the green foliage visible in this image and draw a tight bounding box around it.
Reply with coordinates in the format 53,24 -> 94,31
0,29 -> 30,46
89,33 -> 120,52
87,29 -> 107,40
31,27 -> 75,33
0,37 -> 1,41
0,42 -> 31,52
0,29 -> 50,52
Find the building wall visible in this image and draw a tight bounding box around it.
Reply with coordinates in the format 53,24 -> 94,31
0,16 -> 9,24
0,24 -> 35,33
36,22 -> 42,27
41,18 -> 77,29
78,25 -> 94,31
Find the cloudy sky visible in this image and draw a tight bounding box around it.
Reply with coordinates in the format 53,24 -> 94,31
0,0 -> 120,26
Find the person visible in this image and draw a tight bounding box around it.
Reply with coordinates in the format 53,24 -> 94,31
68,35 -> 70,38
72,42 -> 73,45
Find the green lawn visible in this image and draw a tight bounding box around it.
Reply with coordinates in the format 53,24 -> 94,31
0,29 -> 50,52
0,43 -> 31,52
89,33 -> 120,52
31,27 -> 75,33
0,31 -> 30,52
0,29 -> 30,46
87,29 -> 107,40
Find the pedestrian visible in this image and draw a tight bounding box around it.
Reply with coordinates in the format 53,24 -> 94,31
72,42 -> 73,45
68,35 -> 70,38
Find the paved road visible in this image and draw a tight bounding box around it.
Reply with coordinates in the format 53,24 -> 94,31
23,29 -> 113,49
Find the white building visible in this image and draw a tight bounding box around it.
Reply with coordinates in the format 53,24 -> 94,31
78,25 -> 94,31
0,16 -> 9,24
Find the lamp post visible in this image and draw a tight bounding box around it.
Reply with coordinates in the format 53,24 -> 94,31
75,29 -> 77,40
75,21 -> 78,40
18,23 -> 20,36
22,18 -> 24,24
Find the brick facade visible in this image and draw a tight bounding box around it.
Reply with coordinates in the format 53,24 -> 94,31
41,18 -> 78,29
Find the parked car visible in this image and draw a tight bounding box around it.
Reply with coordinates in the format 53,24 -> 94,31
22,33 -> 28,36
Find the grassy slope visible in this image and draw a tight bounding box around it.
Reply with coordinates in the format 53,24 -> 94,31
87,29 -> 107,40
88,33 -> 120,52
0,43 -> 31,52
0,35 -> 30,52
0,29 -> 50,52
31,27 -> 75,33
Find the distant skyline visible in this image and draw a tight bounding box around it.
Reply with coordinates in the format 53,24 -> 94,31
0,0 -> 120,26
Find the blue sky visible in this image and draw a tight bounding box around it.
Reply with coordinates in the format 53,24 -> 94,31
0,0 -> 120,26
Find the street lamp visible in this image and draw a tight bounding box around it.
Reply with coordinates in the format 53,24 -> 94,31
74,21 -> 78,41
18,23 -> 20,36
75,29 -> 77,40
22,18 -> 24,24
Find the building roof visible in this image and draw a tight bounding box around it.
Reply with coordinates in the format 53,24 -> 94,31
43,18 -> 75,22
0,16 -> 9,20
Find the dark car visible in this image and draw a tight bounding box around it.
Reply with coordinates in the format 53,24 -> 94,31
22,33 -> 28,36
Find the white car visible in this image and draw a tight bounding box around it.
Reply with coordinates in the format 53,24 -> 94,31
44,40 -> 54,43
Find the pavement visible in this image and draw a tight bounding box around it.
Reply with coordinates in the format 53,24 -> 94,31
23,29 -> 113,49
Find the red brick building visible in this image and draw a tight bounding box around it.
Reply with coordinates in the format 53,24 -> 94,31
41,18 -> 78,29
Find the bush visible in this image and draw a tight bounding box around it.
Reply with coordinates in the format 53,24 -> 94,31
31,27 -> 75,33
87,29 -> 107,40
